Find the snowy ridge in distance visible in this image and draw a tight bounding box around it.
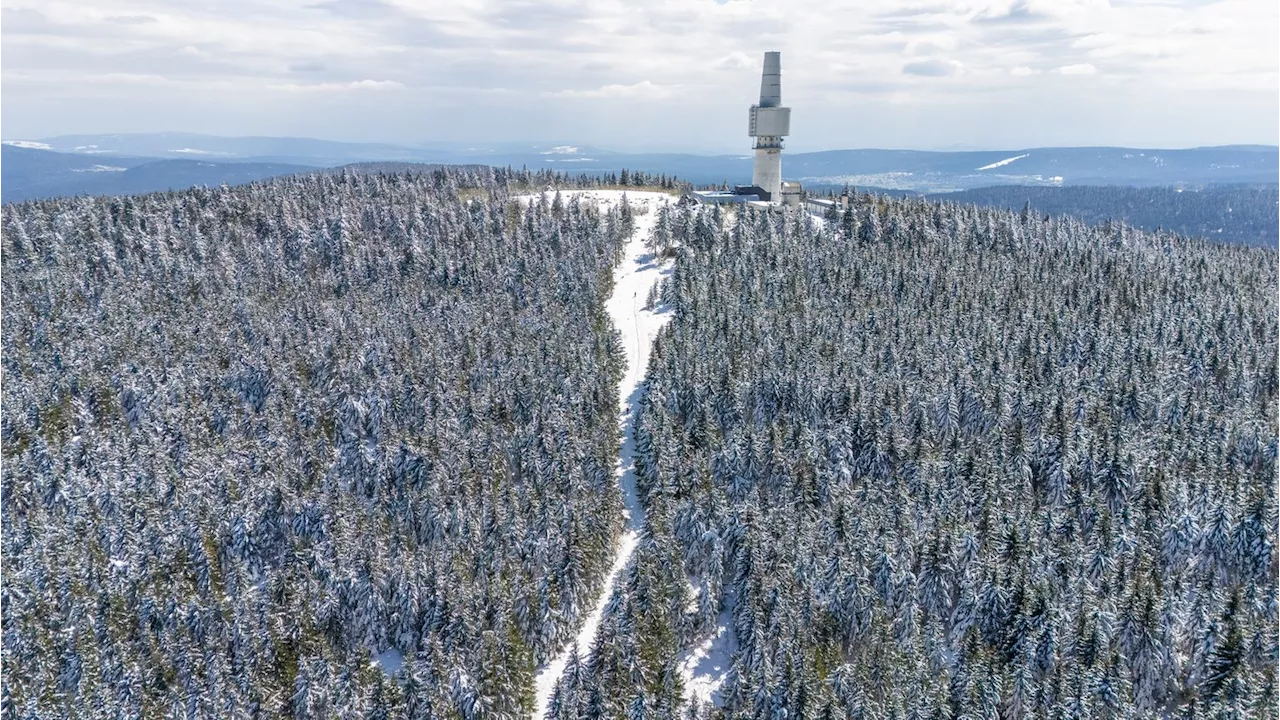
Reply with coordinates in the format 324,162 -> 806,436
976,153 -> 1030,170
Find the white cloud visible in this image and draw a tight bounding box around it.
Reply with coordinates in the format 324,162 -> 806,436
1055,63 -> 1098,75
0,0 -> 1274,148
267,79 -> 404,92
550,80 -> 676,99
348,79 -> 403,90
715,52 -> 753,70
903,59 -> 964,77
99,72 -> 178,85
104,14 -> 155,25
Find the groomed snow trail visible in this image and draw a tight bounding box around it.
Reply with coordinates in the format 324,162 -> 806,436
526,189 -> 676,719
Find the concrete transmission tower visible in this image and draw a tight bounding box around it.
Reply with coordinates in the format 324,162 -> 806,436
688,51 -> 801,207
748,52 -> 791,201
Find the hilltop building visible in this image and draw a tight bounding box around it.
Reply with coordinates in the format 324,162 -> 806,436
689,52 -> 802,208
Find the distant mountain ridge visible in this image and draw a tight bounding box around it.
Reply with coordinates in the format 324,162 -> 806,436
784,146 -> 1280,190
11,132 -> 444,166
1,145 -> 312,204
3,135 -> 1276,206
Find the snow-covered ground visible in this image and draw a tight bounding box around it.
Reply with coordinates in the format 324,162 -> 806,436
976,153 -> 1030,170
372,648 -> 403,674
525,189 -> 677,719
677,590 -> 738,709
170,147 -> 237,156
1,140 -> 53,150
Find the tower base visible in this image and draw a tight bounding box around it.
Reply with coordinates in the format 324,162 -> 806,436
752,147 -> 782,201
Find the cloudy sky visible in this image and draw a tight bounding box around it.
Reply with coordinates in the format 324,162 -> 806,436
2,0 -> 1276,152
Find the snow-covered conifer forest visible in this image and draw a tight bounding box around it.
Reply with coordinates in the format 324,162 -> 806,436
1,168 -> 672,717
549,197 -> 1278,718
2,172 -> 1276,719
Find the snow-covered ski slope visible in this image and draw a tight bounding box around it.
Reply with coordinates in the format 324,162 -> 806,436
524,189 -> 676,719
976,153 -> 1030,170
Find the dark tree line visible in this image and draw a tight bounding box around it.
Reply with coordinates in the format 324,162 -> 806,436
815,184 -> 1280,249
948,184 -> 1280,248
2,168 -> 643,717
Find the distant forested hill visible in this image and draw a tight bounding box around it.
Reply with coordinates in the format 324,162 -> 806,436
551,197 -> 1279,717
934,184 -> 1279,248
0,145 -> 314,204
1,168 -> 656,716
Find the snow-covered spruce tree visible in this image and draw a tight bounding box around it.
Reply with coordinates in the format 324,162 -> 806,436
572,195 -> 1277,717
1,168 -> 640,717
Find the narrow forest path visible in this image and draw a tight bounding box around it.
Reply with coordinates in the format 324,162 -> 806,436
528,189 -> 675,719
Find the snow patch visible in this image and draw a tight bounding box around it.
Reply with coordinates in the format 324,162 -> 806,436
3,140 -> 52,150
976,153 -> 1029,171
539,145 -> 580,155
372,648 -> 403,674
71,165 -> 127,173
170,148 -> 236,156
678,590 -> 738,709
524,189 -> 677,720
